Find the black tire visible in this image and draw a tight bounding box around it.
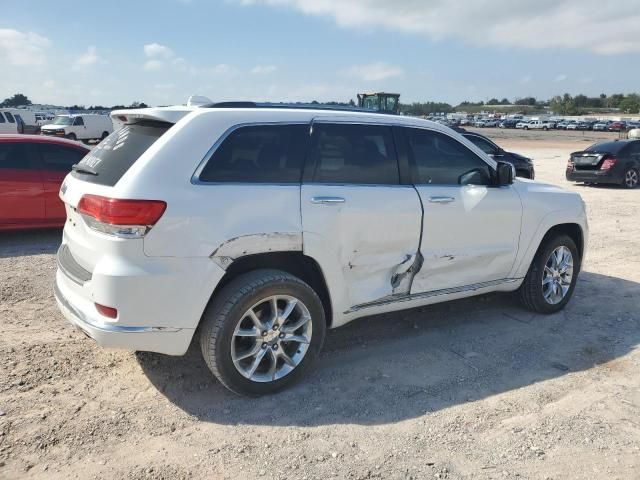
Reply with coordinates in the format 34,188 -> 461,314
66,133 -> 76,141
543,126 -> 548,131
199,269 -> 326,396
519,234 -> 580,314
100,131 -> 109,140
622,167 -> 639,189
524,126 -> 528,130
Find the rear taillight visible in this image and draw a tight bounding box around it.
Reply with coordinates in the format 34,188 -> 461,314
95,303 -> 118,319
600,156 -> 617,171
77,194 -> 166,238
566,158 -> 574,171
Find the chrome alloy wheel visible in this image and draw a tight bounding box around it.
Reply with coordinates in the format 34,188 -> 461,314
231,295 -> 312,382
624,169 -> 639,188
542,246 -> 574,305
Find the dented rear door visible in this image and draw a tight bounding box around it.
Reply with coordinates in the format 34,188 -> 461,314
301,121 -> 422,312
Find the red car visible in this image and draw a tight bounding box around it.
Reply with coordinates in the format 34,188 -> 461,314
0,135 -> 90,231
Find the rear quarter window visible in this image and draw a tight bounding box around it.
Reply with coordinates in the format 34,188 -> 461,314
71,121 -> 170,186
198,124 -> 308,183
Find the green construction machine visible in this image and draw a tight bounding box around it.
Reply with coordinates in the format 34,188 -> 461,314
357,92 -> 401,114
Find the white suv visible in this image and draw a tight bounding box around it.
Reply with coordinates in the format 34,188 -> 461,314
55,105 -> 588,395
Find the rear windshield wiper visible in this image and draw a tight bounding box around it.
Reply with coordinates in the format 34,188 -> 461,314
72,164 -> 98,176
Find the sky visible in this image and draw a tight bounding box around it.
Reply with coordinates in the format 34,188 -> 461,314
2,0 -> 640,107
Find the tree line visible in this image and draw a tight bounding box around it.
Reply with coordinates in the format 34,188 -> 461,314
3,92 -> 640,116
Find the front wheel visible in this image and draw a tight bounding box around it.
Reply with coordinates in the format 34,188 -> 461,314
66,133 -> 76,141
199,269 -> 326,396
519,234 -> 580,314
622,168 -> 639,189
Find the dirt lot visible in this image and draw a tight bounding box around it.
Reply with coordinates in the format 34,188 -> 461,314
1,128 -> 639,480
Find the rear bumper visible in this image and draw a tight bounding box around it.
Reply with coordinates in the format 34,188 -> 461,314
566,169 -> 620,184
55,270 -> 195,355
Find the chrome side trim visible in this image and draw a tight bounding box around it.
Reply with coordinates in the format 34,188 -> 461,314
345,278 -> 522,313
54,282 -> 181,334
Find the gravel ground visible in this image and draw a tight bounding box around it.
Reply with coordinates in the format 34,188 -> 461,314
1,128 -> 639,480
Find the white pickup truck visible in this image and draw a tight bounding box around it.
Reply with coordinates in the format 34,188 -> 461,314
521,120 -> 555,130
54,104 -> 588,395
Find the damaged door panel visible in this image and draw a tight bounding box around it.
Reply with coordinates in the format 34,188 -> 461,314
411,184 -> 522,293
301,184 -> 422,310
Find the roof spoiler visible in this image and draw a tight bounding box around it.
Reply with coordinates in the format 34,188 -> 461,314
110,107 -> 194,125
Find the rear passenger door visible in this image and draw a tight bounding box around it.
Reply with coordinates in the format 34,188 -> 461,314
301,122 -> 423,312
399,127 -> 522,293
0,142 -> 45,227
34,143 -> 88,222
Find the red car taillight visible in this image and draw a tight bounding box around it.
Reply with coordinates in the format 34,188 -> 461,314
600,156 -> 617,171
95,303 -> 118,319
566,158 -> 574,171
77,194 -> 166,238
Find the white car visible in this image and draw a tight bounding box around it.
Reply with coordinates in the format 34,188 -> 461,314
0,110 -> 20,134
515,120 -> 530,129
41,114 -> 113,142
54,104 -> 588,395
522,120 -> 555,131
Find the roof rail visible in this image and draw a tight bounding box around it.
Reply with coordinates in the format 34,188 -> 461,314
202,101 -> 396,114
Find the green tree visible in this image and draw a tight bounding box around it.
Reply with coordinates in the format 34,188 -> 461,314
1,93 -> 32,107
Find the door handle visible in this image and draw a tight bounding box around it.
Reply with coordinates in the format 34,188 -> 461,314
311,196 -> 345,205
428,196 -> 455,204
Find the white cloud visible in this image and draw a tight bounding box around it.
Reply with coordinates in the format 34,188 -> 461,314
554,74 -> 568,82
343,62 -> 403,81
239,0 -> 640,55
0,28 -> 50,66
144,43 -> 174,59
143,59 -> 165,71
251,64 -> 277,75
73,46 -> 101,70
207,64 -> 235,75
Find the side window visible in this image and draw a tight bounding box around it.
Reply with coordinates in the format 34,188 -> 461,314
465,135 -> 498,155
4,112 -> 15,123
38,144 -> 87,172
406,128 -> 492,186
199,124 -> 308,183
309,123 -> 399,185
0,143 -> 33,169
73,117 -> 84,126
0,113 -> 5,123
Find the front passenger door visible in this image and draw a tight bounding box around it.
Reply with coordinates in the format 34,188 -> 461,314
402,128 -> 522,293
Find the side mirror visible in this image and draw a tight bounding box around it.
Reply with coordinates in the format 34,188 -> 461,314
496,161 -> 515,186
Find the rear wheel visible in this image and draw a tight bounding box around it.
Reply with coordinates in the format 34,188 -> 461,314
622,168 -> 639,189
519,234 -> 580,314
199,269 -> 326,396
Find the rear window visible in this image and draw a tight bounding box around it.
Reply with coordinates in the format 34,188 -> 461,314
585,141 -> 630,154
71,121 -> 170,186
4,112 -> 15,123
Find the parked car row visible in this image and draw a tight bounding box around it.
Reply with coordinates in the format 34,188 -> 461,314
0,110 -> 114,143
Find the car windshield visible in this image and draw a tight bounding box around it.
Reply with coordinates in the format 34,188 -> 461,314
53,116 -> 73,125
